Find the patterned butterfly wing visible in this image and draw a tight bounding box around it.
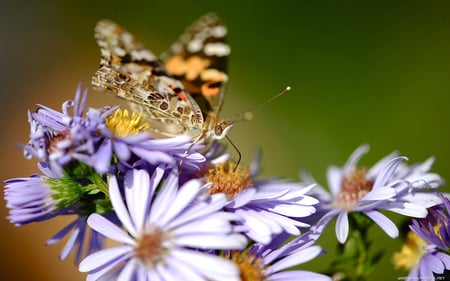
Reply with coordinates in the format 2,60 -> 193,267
160,14 -> 230,121
92,19 -> 205,137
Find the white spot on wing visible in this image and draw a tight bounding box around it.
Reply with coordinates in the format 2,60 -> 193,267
187,39 -> 203,53
212,26 -> 227,38
114,47 -> 126,56
204,42 -> 230,57
131,49 -> 156,61
121,33 -> 134,45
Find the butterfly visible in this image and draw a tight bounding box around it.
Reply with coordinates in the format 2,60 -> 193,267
91,14 -> 234,144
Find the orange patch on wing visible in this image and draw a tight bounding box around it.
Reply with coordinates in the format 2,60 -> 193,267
165,55 -> 211,80
177,91 -> 188,102
201,82 -> 220,97
200,69 -> 228,97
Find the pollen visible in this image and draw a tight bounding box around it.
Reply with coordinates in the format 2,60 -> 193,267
106,109 -> 149,137
334,167 -> 373,210
432,223 -> 446,247
47,131 -> 71,154
205,162 -> 254,200
225,251 -> 265,281
393,231 -> 427,270
134,227 -> 164,265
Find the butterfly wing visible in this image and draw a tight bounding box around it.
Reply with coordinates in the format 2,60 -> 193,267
92,19 -> 205,137
160,14 -> 229,121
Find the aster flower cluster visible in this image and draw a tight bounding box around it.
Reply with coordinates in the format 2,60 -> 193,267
6,86 -> 449,281
4,87 -> 332,280
393,194 -> 450,280
3,76 -> 449,281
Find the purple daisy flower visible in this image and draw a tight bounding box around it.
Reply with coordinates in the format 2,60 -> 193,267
24,85 -> 112,173
204,156 -> 318,244
226,231 -> 331,281
91,108 -> 206,174
4,162 -> 62,225
24,85 -> 206,175
303,144 -> 443,243
397,194 -> 450,279
79,167 -> 247,281
4,162 -> 106,263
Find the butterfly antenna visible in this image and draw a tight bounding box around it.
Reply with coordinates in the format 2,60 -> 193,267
226,135 -> 241,172
229,86 -> 291,122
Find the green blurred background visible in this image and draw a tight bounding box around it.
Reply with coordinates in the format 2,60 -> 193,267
1,0 -> 449,280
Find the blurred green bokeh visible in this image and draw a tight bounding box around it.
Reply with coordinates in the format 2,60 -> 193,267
1,1 -> 449,280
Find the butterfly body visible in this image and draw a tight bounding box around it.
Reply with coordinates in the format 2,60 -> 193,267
92,15 -> 231,142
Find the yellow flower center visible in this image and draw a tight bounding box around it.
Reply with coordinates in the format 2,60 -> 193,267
205,162 -> 254,200
334,167 -> 373,210
106,109 -> 149,137
393,231 -> 428,270
226,251 -> 265,281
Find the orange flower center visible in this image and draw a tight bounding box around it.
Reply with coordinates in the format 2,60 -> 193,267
334,167 -> 373,210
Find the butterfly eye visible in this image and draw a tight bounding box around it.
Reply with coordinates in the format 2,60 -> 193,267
213,121 -> 234,140
214,124 -> 224,137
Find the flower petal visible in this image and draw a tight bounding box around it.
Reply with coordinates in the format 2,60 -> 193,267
79,245 -> 132,272
336,211 -> 349,243
270,245 -> 323,272
87,214 -> 135,245
109,175 -> 136,237
364,210 -> 398,238
372,156 -> 407,189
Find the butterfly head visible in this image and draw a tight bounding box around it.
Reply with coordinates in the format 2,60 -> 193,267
212,120 -> 234,140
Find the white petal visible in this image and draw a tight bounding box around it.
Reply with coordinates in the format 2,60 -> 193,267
149,171 -> 179,223
365,210 -> 398,238
175,233 -> 247,249
156,179 -> 203,226
118,258 -> 138,281
158,258 -> 203,281
125,170 -> 151,231
109,175 -> 136,236
326,166 -> 343,196
270,246 -> 323,272
383,202 -> 427,218
360,186 -> 395,201
367,150 -> 398,179
174,213 -> 234,234
169,194 -> 229,229
312,209 -> 340,234
270,270 -> 332,281
87,214 -> 135,245
343,144 -> 370,174
171,249 -> 241,281
79,245 -> 131,272
336,211 -> 349,243
372,157 -> 407,189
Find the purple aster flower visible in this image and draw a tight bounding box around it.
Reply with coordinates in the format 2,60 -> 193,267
92,108 -> 206,174
23,85 -> 112,173
204,156 -> 318,244
4,162 -> 106,263
393,194 -> 450,279
79,167 -> 247,281
23,85 -> 206,175
225,231 -> 331,281
303,144 -> 443,243
4,162 -> 62,225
